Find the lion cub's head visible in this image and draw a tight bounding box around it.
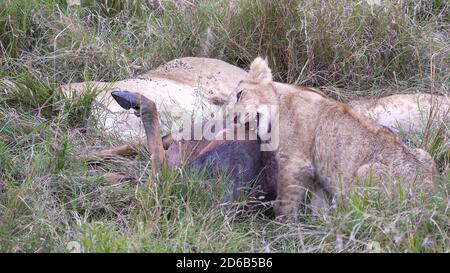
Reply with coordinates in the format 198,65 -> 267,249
228,57 -> 278,138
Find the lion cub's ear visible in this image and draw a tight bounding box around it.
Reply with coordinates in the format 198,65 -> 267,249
248,57 -> 272,82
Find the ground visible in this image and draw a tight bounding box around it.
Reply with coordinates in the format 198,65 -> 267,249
0,0 -> 449,252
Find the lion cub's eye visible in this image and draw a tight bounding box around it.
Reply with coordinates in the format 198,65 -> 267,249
236,89 -> 244,101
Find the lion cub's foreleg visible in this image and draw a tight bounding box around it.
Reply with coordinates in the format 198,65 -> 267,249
274,159 -> 315,221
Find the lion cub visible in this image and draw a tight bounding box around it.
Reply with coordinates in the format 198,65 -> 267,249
229,57 -> 438,221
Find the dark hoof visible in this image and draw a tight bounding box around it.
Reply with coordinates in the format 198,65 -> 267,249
111,90 -> 140,110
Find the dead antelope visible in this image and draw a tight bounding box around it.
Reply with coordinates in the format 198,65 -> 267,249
79,90 -> 278,215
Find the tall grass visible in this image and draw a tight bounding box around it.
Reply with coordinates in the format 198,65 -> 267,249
0,0 -> 449,252
1,0 -> 448,93
0,102 -> 448,252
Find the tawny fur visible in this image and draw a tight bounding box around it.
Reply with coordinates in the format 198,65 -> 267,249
351,93 -> 450,135
60,57 -> 248,138
66,57 -> 446,218
53,57 -> 449,139
229,57 -> 438,221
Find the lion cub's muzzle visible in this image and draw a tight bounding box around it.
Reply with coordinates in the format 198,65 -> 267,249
231,111 -> 269,135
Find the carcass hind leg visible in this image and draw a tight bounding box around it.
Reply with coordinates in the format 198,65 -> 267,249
111,90 -> 165,174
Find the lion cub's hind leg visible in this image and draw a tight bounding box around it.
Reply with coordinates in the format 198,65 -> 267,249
356,162 -> 386,179
410,148 -> 438,179
354,162 -> 415,194
309,185 -> 331,214
355,162 -> 391,185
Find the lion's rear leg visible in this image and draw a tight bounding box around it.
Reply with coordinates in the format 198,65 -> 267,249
354,162 -> 409,195
356,153 -> 436,195
410,148 -> 438,179
309,185 -> 331,213
355,162 -> 389,184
